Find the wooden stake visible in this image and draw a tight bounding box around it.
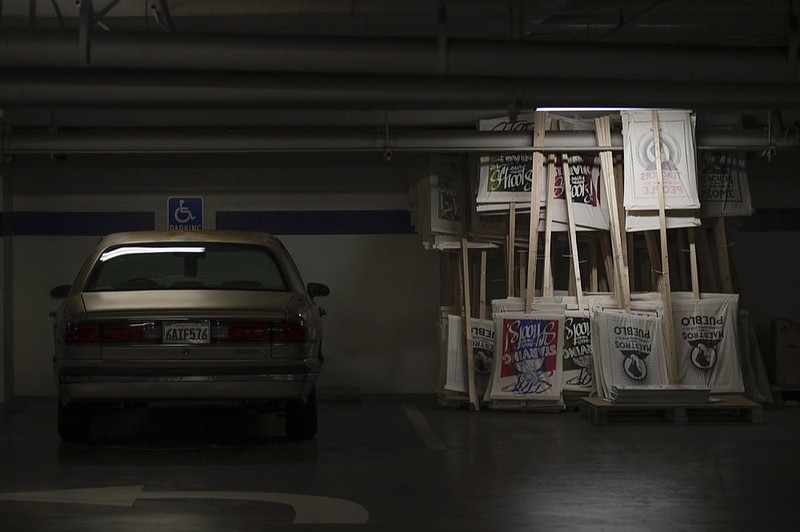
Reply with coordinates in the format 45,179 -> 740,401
677,230 -> 689,291
461,239 -> 479,410
589,238 -> 599,292
562,154 -> 584,308
651,110 -> 678,383
507,203 -> 516,298
543,155 -> 557,297
696,223 -> 718,293
568,259 -> 577,296
644,231 -> 660,291
688,228 -> 700,299
714,217 -> 733,293
626,233 -> 636,292
479,251 -> 487,320
594,116 -> 631,311
600,234 -> 616,294
614,155 -> 632,291
526,111 -> 547,311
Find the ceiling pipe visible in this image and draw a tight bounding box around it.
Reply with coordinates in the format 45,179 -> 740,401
2,129 -> 795,155
1,69 -> 799,109
0,30 -> 795,84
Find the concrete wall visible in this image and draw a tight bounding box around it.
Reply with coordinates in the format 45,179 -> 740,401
1,169 -> 5,401
6,152 -> 441,397
3,148 -> 798,399
730,151 -> 800,330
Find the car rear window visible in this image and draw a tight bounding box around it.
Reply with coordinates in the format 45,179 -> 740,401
84,243 -> 288,292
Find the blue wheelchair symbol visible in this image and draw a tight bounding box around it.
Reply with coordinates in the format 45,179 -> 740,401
174,199 -> 196,223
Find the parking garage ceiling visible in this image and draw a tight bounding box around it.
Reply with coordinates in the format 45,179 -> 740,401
0,0 -> 798,153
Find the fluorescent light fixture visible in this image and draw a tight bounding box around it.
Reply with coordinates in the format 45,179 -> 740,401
536,107 -> 646,112
100,246 -> 206,262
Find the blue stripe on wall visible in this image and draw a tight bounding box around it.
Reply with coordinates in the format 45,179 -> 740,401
11,212 -> 155,236
0,210 -> 413,236
2,208 -> 798,236
216,210 -> 415,235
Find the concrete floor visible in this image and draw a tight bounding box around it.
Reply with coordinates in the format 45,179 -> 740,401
0,395 -> 798,531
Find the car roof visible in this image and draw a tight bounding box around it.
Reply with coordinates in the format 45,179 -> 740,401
95,230 -> 283,248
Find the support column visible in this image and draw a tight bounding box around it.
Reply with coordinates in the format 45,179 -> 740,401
1,151 -> 13,402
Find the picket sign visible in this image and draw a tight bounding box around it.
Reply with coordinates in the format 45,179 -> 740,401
621,110 -> 700,211
652,110 -> 678,383
486,311 -> 565,403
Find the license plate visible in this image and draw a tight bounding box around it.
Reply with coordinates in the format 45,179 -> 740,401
163,320 -> 211,344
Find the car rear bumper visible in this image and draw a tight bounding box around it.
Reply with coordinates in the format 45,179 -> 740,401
55,360 -> 320,403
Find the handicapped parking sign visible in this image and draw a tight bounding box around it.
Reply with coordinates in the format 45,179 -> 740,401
168,197 -> 203,230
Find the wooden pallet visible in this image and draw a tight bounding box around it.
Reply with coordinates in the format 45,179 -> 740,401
562,390 -> 591,411
580,395 -> 764,425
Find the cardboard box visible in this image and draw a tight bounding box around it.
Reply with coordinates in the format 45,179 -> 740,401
771,318 -> 800,388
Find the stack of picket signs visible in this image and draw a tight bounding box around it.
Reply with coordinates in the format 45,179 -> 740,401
481,298 -> 565,409
621,110 -> 702,232
476,113 -> 611,233
697,114 -> 754,219
439,108 -> 759,411
443,298 -> 567,410
444,292 -> 750,407
591,293 -> 744,403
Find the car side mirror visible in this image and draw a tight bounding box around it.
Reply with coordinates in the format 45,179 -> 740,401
50,284 -> 71,299
307,282 -> 330,300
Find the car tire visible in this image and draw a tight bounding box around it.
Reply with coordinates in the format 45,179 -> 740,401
57,400 -> 92,442
285,387 -> 318,441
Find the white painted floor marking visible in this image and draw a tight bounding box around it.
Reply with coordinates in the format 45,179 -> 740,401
402,404 -> 446,450
0,486 -> 369,524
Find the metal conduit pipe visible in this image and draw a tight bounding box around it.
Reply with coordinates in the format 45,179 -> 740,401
0,30 -> 796,83
1,70 -> 799,108
2,129 -> 795,155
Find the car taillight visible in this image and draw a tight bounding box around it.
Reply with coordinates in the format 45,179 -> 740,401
214,322 -> 271,343
102,322 -> 160,343
212,321 -> 306,343
65,323 -> 100,343
271,322 -> 307,342
66,322 -> 161,344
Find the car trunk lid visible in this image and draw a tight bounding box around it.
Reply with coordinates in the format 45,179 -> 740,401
79,290 -> 297,360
